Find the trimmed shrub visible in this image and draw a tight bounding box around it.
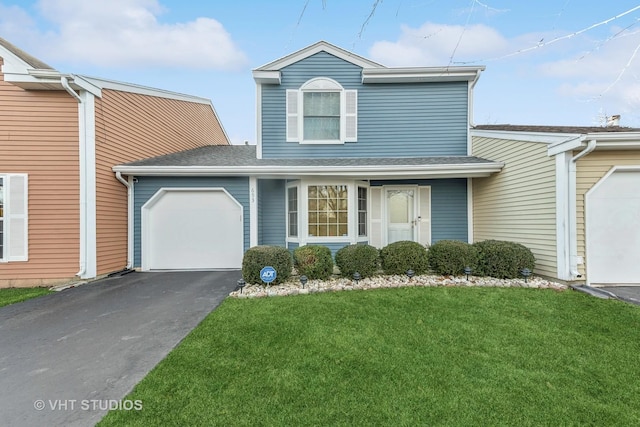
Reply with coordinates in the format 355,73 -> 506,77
293,245 -> 334,280
380,240 -> 430,275
473,240 -> 536,279
241,245 -> 292,285
334,244 -> 380,278
427,240 -> 478,276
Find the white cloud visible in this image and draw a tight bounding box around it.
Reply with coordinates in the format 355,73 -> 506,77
2,0 -> 248,70
369,22 -> 509,66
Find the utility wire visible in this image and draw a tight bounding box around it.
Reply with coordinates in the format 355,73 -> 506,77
454,4 -> 640,64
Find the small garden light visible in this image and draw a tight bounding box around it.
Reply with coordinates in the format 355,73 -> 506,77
353,272 -> 361,284
300,275 -> 308,289
464,266 -> 472,281
520,268 -> 532,283
406,269 -> 415,280
237,278 -> 246,294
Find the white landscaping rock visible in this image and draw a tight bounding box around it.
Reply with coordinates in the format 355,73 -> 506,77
228,274 -> 567,298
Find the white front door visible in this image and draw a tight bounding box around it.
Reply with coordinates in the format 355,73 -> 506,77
386,188 -> 416,244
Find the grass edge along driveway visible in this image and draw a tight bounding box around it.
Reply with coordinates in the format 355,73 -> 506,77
99,286 -> 640,426
0,287 -> 52,308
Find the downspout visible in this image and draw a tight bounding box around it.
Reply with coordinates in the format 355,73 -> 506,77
115,172 -> 133,269
61,76 -> 87,277
467,69 -> 482,155
568,139 -> 597,278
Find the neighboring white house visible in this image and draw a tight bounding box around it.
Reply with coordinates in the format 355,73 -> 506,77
472,124 -> 640,286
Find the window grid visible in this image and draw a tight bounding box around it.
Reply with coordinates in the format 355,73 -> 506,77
303,92 -> 340,141
308,185 -> 348,237
358,187 -> 367,237
287,187 -> 298,237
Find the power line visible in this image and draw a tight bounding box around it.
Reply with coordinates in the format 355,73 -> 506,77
454,4 -> 640,64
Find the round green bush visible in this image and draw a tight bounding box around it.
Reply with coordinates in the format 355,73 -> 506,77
334,244 -> 380,278
241,245 -> 292,285
380,240 -> 430,275
427,240 -> 478,276
473,240 -> 536,279
293,245 -> 334,280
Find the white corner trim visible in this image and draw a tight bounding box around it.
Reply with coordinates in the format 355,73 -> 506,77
249,177 -> 258,247
78,91 -> 98,279
256,83 -> 263,159
555,152 -> 571,281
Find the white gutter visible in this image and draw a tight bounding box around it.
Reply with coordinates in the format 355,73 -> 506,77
467,68 -> 482,155
112,162 -> 504,177
61,76 -> 87,278
115,172 -> 133,269
568,139 -> 596,278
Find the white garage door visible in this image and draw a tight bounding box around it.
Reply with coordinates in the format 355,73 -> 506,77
142,188 -> 243,270
586,170 -> 640,285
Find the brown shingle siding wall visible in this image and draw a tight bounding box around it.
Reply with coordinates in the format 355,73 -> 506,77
0,59 -> 80,286
94,89 -> 229,275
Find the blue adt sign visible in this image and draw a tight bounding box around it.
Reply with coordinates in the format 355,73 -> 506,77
260,266 -> 277,284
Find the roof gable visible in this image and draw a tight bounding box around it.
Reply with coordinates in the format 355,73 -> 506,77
254,40 -> 384,72
0,36 -> 54,74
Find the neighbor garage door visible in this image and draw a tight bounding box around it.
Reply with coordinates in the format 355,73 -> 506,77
586,169 -> 640,285
142,188 -> 243,270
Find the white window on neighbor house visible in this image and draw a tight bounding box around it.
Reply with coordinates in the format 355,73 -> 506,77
286,180 -> 368,244
0,174 -> 28,262
286,77 -> 357,144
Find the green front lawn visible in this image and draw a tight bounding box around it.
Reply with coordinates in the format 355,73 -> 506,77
0,287 -> 52,308
99,287 -> 640,426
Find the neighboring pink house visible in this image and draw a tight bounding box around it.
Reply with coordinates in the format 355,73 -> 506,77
0,37 -> 230,288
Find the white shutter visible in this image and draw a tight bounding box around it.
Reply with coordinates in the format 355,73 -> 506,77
7,174 -> 28,261
344,90 -> 357,142
369,187 -> 382,248
418,186 -> 431,247
286,89 -> 299,142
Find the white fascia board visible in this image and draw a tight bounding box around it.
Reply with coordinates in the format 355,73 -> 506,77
583,132 -> 640,149
113,162 -> 504,178
362,66 -> 485,84
254,41 -> 384,71
252,70 -> 281,84
77,75 -> 212,104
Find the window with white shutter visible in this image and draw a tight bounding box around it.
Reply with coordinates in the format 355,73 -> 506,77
0,174 -> 28,262
286,78 -> 358,144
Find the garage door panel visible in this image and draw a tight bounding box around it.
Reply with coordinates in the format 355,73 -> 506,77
587,170 -> 640,285
144,189 -> 243,270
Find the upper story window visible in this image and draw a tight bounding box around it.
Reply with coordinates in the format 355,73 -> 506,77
287,78 -> 357,144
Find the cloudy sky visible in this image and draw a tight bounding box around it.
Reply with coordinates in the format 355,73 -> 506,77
2,0 -> 640,144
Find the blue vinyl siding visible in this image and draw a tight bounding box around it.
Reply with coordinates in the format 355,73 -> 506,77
261,51 -> 469,159
133,176 -> 250,268
258,179 -> 286,246
371,178 -> 468,243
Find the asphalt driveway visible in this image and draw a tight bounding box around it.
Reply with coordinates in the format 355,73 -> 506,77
0,270 -> 239,427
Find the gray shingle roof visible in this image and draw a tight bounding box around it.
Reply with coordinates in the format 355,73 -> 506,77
474,124 -> 640,134
119,145 -> 495,168
0,37 -> 54,70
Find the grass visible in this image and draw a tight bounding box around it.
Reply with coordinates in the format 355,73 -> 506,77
0,287 -> 52,308
99,287 -> 640,426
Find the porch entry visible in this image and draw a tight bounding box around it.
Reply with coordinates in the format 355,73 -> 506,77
386,188 -> 416,244
370,185 -> 431,248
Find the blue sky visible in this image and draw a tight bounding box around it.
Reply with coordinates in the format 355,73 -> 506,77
2,0 -> 640,144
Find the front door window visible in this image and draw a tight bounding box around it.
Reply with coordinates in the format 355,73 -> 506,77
387,189 -> 415,244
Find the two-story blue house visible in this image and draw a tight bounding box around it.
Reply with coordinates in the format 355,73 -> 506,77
113,41 -> 503,271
